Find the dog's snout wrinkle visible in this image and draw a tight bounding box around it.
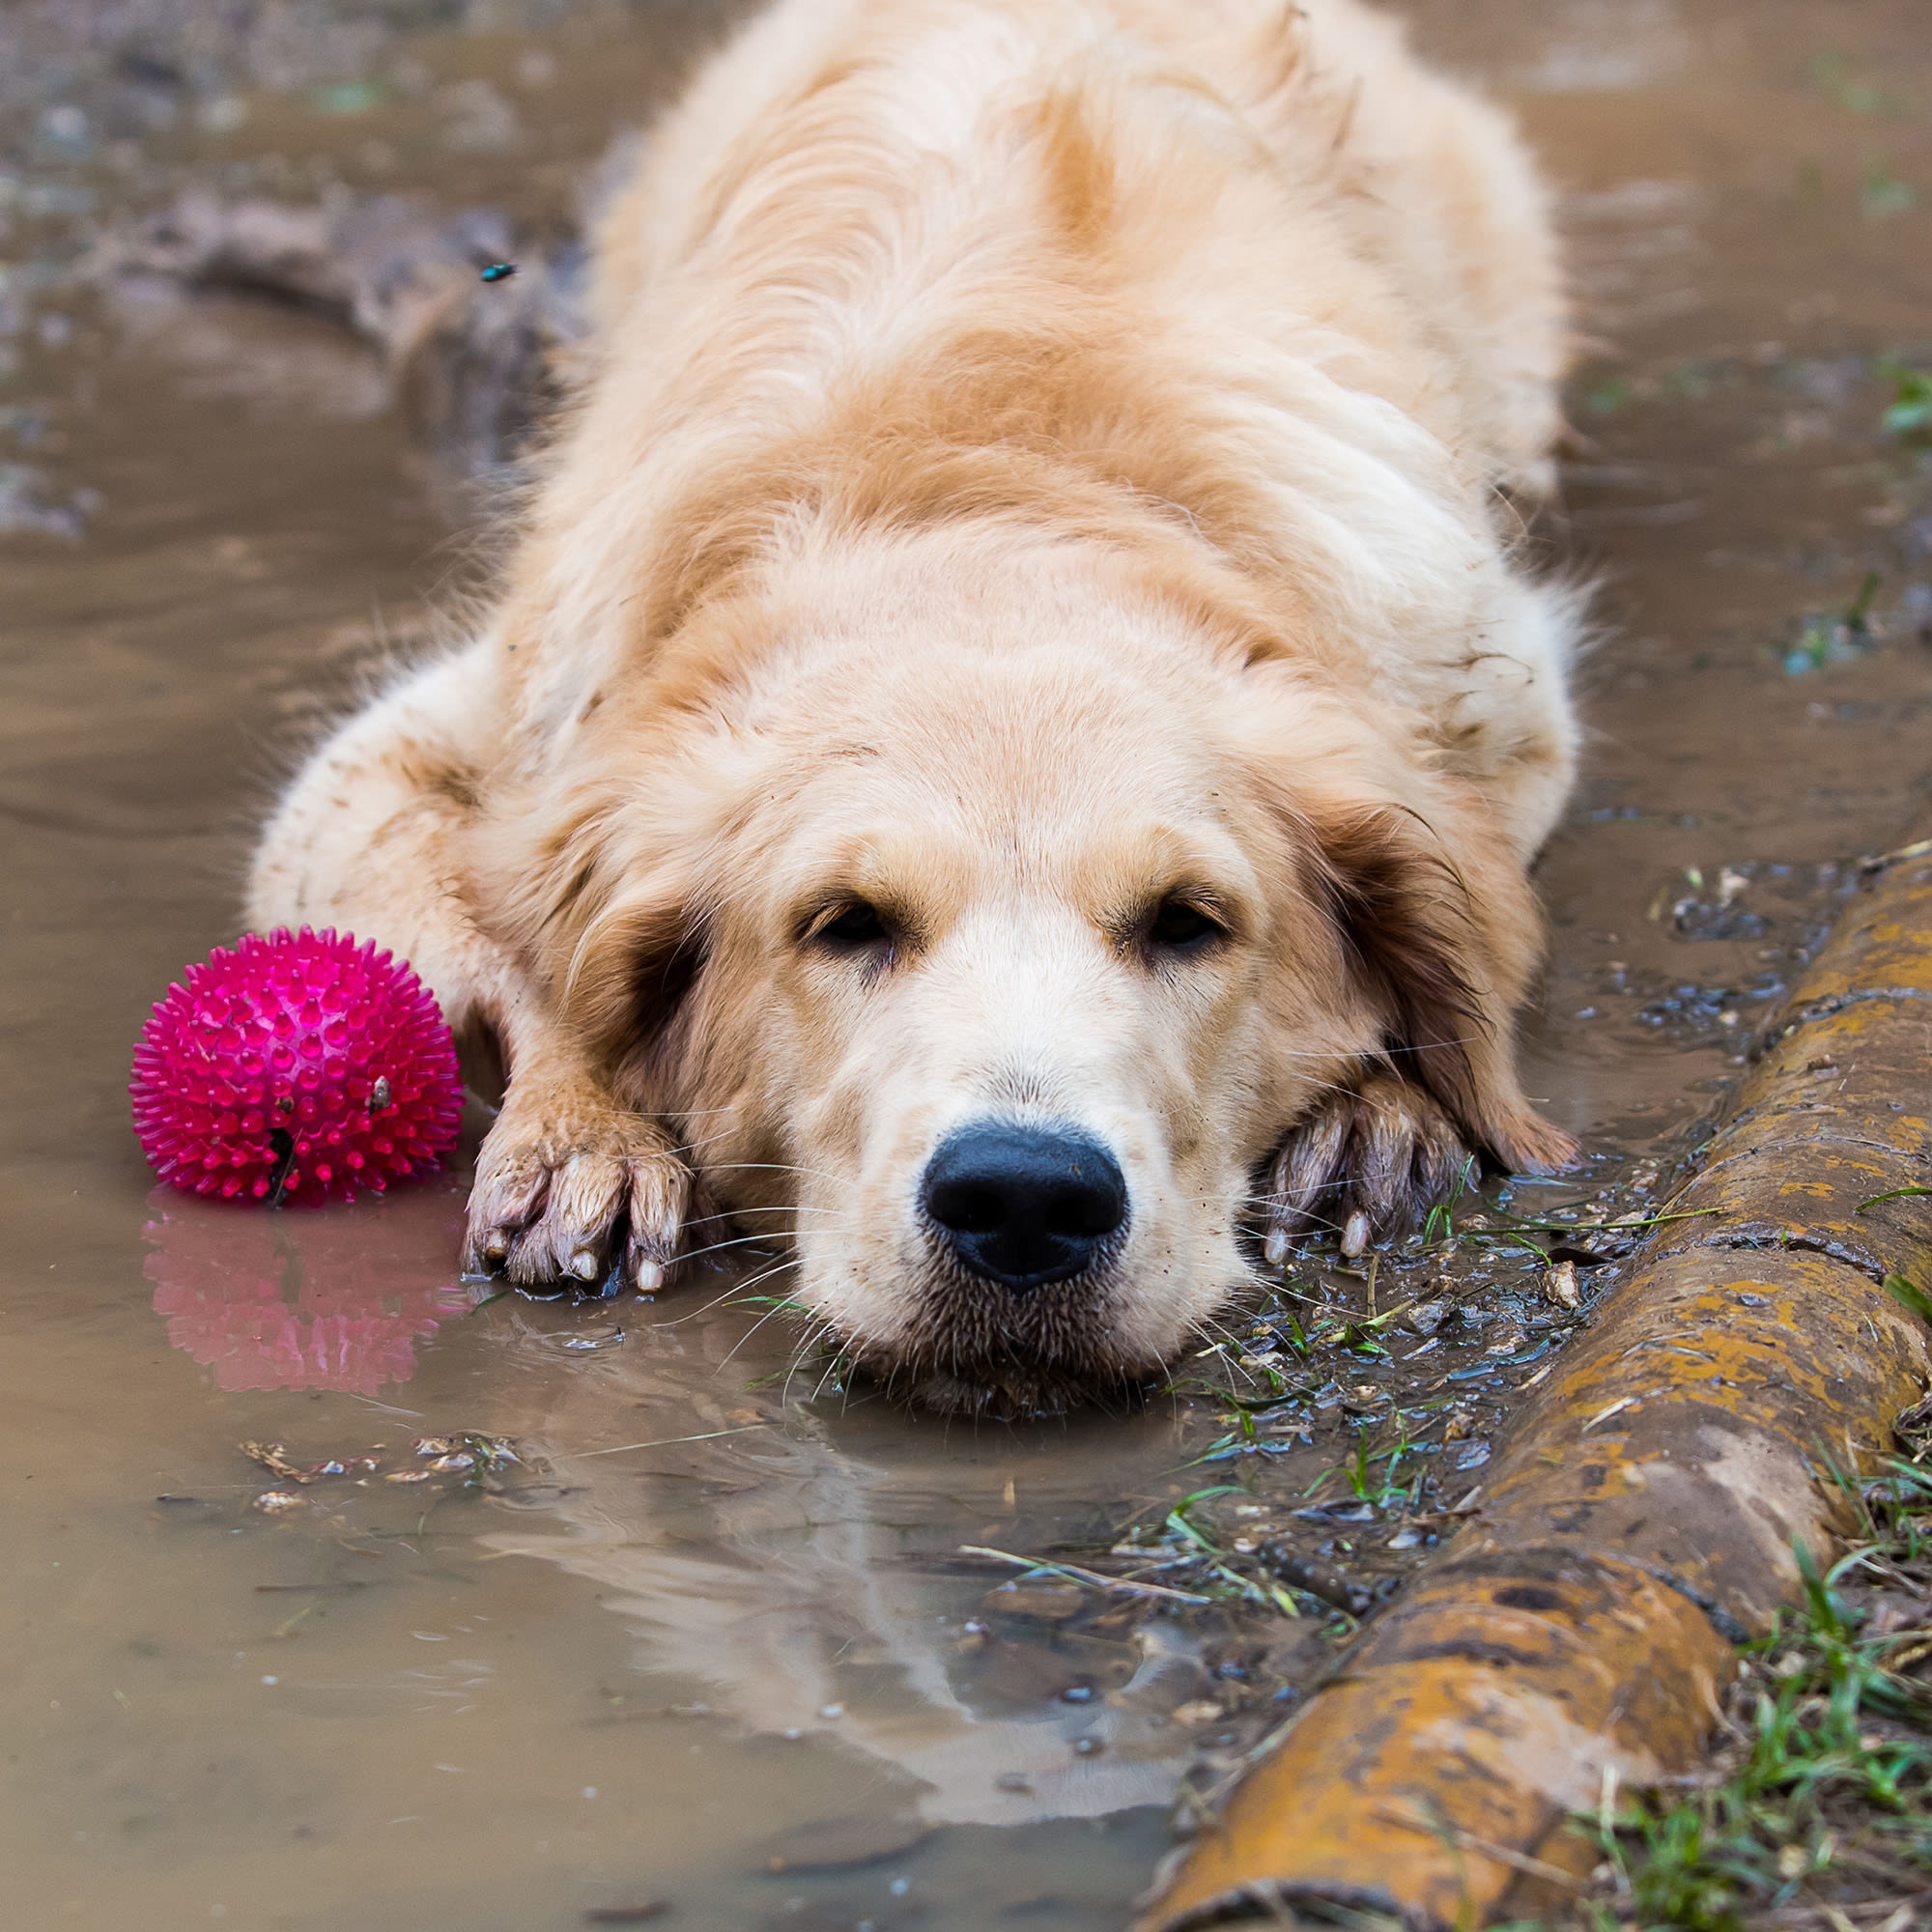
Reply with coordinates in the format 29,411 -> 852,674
920,1123 -> 1127,1294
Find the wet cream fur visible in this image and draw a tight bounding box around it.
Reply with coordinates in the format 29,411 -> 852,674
251,0 -> 1579,1415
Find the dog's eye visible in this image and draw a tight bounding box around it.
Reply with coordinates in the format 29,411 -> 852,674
1146,895 -> 1221,951
813,899 -> 890,949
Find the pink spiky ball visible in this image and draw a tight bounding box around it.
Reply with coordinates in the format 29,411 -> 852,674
130,926 -> 464,1206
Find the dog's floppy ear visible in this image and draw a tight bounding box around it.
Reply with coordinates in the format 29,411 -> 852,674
1312,798 -> 1573,1175
470,781 -> 707,1074
1317,804 -> 1485,1122
559,871 -> 707,1071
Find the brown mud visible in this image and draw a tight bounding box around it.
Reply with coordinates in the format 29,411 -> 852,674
3,3 -> 1931,1927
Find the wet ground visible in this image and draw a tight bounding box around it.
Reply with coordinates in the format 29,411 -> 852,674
5,1 -> 1932,1926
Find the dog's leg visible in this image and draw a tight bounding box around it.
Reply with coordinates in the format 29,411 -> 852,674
460,1059 -> 693,1293
1259,1074 -> 1472,1264
1261,1067 -> 1578,1264
248,646 -> 691,1292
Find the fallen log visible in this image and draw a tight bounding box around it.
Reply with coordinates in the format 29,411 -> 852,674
1140,846 -> 1932,1932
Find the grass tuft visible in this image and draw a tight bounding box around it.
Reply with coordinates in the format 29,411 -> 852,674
1541,1420 -> 1932,1930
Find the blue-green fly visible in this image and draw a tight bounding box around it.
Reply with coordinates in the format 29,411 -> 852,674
479,261 -> 518,284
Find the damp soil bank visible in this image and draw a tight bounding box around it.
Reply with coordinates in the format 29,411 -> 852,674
3,3 -> 1932,1928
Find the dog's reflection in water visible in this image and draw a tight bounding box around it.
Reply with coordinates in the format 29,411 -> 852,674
481,1322 -> 1224,1827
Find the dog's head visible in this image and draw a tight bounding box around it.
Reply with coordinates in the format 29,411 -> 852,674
486,532 -> 1561,1415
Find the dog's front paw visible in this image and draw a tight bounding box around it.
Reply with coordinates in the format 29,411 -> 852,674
464,1084 -> 692,1293
1260,1076 -> 1470,1264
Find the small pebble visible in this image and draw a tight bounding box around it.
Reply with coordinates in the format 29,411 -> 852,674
1170,1700 -> 1224,1727
981,1579 -> 1083,1620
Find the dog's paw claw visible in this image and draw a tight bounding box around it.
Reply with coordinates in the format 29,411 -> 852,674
465,1093 -> 692,1294
1262,1076 -> 1469,1260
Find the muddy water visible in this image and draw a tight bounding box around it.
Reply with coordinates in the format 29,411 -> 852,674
5,2 -> 1932,1926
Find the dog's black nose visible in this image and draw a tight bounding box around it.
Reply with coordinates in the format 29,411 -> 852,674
920,1124 -> 1127,1293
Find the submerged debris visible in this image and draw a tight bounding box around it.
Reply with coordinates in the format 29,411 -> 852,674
755,1813 -> 930,1876
1784,571 -> 1884,675
233,1431 -> 525,1504
239,1440 -> 382,1484
90,190 -> 585,491
412,1432 -> 518,1468
980,1578 -> 1084,1621
239,1439 -> 309,1485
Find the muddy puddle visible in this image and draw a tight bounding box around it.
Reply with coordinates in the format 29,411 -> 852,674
4,1 -> 1931,1925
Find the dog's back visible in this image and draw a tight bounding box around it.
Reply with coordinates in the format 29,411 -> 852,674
596,0 -> 1563,471
521,0 -> 1572,847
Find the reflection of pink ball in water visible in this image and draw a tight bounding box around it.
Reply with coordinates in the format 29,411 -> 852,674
145,1181 -> 470,1394
130,926 -> 464,1205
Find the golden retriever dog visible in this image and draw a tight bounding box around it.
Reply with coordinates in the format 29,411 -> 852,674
250,0 -> 1580,1415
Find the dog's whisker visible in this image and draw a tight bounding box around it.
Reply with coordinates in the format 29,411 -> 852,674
696,1161 -> 857,1190
647,1279 -> 764,1326
714,1290 -> 803,1348
647,1249 -> 815,1327
728,1255 -> 804,1296
809,1346 -> 849,1405
787,1319 -> 836,1375
671,1231 -> 785,1265
704,1201 -> 851,1218
670,1122 -> 750,1158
